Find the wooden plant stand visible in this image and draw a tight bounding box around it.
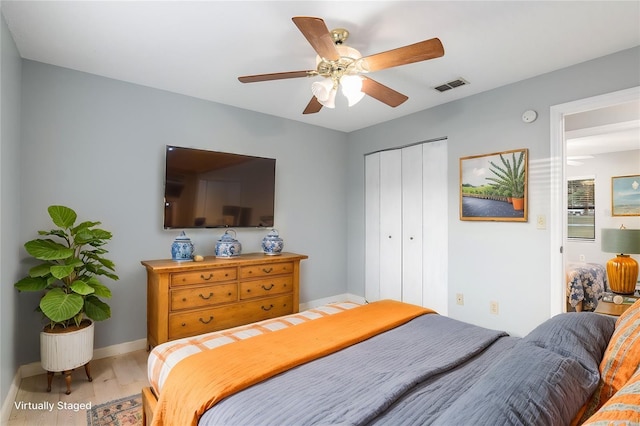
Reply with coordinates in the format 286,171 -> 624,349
46,361 -> 92,395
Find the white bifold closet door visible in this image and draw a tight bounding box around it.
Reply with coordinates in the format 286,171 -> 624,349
364,139 -> 448,314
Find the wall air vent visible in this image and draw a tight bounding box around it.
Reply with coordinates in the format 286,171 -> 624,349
434,78 -> 469,93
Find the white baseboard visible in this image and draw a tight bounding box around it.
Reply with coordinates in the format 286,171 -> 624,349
1,369 -> 22,425
19,338 -> 148,378
299,293 -> 366,310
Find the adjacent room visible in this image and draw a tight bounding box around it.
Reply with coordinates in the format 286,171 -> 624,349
1,1 -> 639,424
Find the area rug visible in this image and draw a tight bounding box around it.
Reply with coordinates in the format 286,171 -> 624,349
86,394 -> 143,426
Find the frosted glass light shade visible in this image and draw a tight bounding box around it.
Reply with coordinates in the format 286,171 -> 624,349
311,78 -> 334,102
341,75 -> 365,106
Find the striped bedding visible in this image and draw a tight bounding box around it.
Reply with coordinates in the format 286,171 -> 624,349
147,301 -> 360,394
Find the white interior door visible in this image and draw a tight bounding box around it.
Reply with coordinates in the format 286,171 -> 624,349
402,144 -> 424,305
422,139 -> 448,314
379,149 -> 403,300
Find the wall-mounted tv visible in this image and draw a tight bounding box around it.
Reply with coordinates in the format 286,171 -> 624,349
164,145 -> 275,229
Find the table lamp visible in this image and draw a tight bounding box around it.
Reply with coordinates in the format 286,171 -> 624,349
601,227 -> 640,294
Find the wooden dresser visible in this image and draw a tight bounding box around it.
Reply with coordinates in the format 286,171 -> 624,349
141,252 -> 307,347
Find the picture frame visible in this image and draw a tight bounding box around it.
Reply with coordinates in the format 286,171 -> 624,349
460,148 -> 528,222
611,174 -> 640,216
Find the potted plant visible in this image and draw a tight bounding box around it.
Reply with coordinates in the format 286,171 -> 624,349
14,205 -> 118,394
487,151 -> 526,211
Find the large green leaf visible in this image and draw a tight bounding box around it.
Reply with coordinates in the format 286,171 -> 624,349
14,276 -> 48,292
70,279 -> 95,296
24,239 -> 73,260
86,277 -> 112,298
48,205 -> 76,229
29,263 -> 53,278
50,264 -> 74,280
40,288 -> 83,323
84,295 -> 111,321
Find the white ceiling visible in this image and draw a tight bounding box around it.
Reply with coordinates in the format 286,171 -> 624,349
2,1 -> 640,133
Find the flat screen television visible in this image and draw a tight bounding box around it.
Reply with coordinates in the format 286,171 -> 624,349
164,145 -> 276,229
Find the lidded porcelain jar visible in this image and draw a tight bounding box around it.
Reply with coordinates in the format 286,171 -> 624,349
171,231 -> 194,261
262,229 -> 284,256
215,229 -> 242,258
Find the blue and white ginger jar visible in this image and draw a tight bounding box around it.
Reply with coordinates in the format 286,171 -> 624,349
262,229 -> 284,256
171,231 -> 194,261
215,229 -> 241,258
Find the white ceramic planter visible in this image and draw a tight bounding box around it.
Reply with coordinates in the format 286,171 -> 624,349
40,320 -> 94,372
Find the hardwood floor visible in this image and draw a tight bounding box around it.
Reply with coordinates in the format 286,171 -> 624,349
7,349 -> 149,426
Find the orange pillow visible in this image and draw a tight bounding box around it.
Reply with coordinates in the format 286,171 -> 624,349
582,367 -> 640,424
579,298 -> 640,422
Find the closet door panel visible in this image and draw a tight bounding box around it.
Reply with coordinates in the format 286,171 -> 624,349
423,140 -> 448,314
364,153 -> 381,302
379,149 -> 403,301
402,144 -> 424,306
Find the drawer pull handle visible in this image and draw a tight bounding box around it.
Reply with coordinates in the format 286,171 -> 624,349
262,267 -> 273,273
181,322 -> 186,327
199,316 -> 214,324
261,304 -> 274,311
261,284 -> 275,291
199,292 -> 214,300
201,273 -> 214,281
182,297 -> 187,302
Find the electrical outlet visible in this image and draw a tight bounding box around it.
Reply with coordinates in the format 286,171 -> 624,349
490,301 -> 499,315
456,293 -> 464,305
536,214 -> 546,229
579,254 -> 585,262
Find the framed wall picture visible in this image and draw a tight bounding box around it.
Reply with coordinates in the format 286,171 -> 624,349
460,148 -> 528,222
611,174 -> 640,216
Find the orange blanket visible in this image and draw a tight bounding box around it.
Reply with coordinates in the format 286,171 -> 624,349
151,300 -> 434,426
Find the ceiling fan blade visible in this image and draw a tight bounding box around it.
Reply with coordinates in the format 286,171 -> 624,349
361,77 -> 408,107
292,17 -> 340,61
238,70 -> 316,83
360,38 -> 444,72
303,96 -> 323,114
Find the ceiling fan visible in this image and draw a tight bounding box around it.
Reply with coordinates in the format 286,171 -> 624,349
238,16 -> 445,114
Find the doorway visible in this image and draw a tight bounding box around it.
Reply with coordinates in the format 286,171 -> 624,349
549,86 -> 640,317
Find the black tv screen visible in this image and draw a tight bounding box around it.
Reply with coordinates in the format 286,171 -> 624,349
164,146 -> 275,229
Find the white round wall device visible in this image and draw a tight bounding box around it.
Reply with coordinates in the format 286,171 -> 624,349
522,110 -> 538,123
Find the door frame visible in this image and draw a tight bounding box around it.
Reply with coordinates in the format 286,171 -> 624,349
549,86 -> 640,317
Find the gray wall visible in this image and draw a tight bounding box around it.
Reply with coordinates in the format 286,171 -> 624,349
346,46 -> 640,337
15,59 -> 349,366
1,10 -> 22,411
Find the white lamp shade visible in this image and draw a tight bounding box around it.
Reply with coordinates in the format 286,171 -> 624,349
341,75 -> 365,107
311,79 -> 334,102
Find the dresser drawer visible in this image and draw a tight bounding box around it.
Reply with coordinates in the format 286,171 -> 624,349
168,294 -> 293,340
171,267 -> 237,287
240,262 -> 294,279
239,276 -> 293,300
171,283 -> 237,311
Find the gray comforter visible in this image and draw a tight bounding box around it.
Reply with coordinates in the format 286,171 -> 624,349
199,311 -> 615,426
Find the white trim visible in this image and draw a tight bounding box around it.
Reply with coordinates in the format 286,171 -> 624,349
19,338 -> 148,378
0,369 -> 22,425
549,86 -> 640,318
299,293 -> 366,311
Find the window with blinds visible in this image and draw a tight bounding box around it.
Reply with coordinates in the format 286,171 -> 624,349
567,177 -> 595,239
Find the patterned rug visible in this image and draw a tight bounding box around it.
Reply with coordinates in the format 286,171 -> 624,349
86,394 -> 143,426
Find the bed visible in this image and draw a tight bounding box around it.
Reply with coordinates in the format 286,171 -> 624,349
143,299 -> 640,425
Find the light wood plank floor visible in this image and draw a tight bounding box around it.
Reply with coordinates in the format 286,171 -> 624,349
7,349 -> 149,426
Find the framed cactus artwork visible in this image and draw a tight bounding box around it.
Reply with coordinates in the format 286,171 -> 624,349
459,148 -> 528,222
